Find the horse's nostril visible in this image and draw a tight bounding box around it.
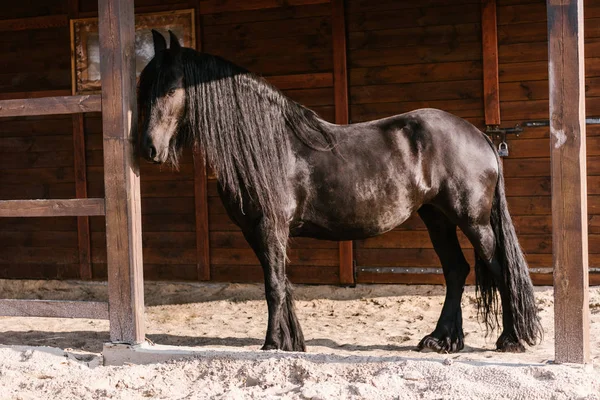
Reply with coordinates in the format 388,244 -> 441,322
148,145 -> 157,159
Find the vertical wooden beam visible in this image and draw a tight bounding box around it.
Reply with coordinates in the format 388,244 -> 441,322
73,114 -> 92,280
482,0 -> 501,126
98,0 -> 145,344
547,0 -> 590,364
194,148 -> 211,281
69,0 -> 92,280
190,2 -> 210,281
332,0 -> 354,286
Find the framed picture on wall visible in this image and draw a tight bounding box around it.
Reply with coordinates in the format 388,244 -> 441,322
70,9 -> 196,95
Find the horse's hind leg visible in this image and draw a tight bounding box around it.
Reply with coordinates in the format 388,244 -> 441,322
417,205 -> 470,353
460,222 -> 525,353
242,220 -> 305,352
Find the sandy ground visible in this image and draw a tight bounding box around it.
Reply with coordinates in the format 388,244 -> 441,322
0,280 -> 599,399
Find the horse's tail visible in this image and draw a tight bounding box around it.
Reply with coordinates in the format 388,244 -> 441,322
475,145 -> 543,346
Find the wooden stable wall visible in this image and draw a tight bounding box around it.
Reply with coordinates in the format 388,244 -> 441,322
0,0 -> 598,285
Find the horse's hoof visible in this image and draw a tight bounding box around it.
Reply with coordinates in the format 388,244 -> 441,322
496,334 -> 526,353
261,341 -> 306,352
418,334 -> 464,353
261,343 -> 279,351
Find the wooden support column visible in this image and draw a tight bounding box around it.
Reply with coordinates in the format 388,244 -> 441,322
332,0 -> 354,285
547,0 -> 590,364
70,0 -> 92,280
190,2 -> 210,281
482,0 -> 500,126
73,114 -> 92,280
98,0 -> 145,344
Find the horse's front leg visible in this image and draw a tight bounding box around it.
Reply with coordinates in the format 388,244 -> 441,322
243,220 -> 306,352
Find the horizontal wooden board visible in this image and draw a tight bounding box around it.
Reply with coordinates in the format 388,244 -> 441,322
0,151 -> 74,170
201,3 -> 331,26
210,264 -> 340,284
202,15 -> 331,42
497,3 -> 546,26
349,61 -> 482,86
0,299 -> 108,319
0,183 -> 75,200
0,217 -> 77,232
210,248 -> 339,266
0,263 -> 79,279
0,231 -> 78,247
0,135 -> 74,153
0,70 -> 71,93
0,95 -> 101,117
350,80 -> 482,104
91,263 -> 199,281
348,23 -> 481,50
0,14 -> 68,32
210,231 -> 338,249
347,0 -> 481,14
0,199 -> 105,217
266,73 -> 333,90
197,0 -> 330,15
283,88 -> 334,106
204,35 -> 332,61
349,42 -> 482,68
350,98 -> 483,122
347,5 -> 480,32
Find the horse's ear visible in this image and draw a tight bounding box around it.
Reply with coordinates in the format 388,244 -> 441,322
152,29 -> 167,54
168,30 -> 181,52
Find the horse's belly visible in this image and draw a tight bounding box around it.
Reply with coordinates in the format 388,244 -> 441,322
294,195 -> 414,241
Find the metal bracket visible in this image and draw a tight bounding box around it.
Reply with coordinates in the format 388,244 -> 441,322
485,124 -> 523,138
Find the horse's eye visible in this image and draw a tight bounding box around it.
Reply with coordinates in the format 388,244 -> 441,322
167,88 -> 177,97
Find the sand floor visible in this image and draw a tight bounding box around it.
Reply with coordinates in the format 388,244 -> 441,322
0,280 -> 599,399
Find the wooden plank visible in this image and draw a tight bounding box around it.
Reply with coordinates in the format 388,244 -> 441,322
348,24 -> 481,50
350,61 -> 482,86
482,0 -> 501,125
0,90 -> 71,101
201,3 -> 331,26
189,3 -> 210,282
547,0 -> 590,364
0,199 -> 105,217
0,264 -> 80,279
198,0 -> 330,15
98,0 -> 145,344
0,95 -> 101,117
350,80 -> 482,104
349,42 -> 482,68
266,73 -> 333,90
193,149 -> 210,281
0,299 -> 108,319
210,265 -> 340,285
72,114 -> 92,280
332,0 -> 354,286
0,14 -> 68,32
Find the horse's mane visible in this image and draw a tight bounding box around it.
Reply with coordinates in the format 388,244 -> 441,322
177,50 -> 336,242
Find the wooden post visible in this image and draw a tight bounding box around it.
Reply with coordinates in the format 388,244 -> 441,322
332,0 -> 354,286
98,0 -> 146,344
70,0 -> 92,281
547,0 -> 590,364
190,2 -> 210,281
73,114 -> 93,280
482,0 -> 501,126
194,148 -> 211,281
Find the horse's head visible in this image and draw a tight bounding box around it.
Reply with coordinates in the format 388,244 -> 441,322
138,30 -> 186,164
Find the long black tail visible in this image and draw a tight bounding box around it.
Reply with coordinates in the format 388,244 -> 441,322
475,155 -> 543,346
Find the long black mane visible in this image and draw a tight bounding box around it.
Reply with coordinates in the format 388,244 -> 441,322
168,50 -> 336,242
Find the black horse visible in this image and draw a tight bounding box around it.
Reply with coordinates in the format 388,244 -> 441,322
138,30 -> 543,354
